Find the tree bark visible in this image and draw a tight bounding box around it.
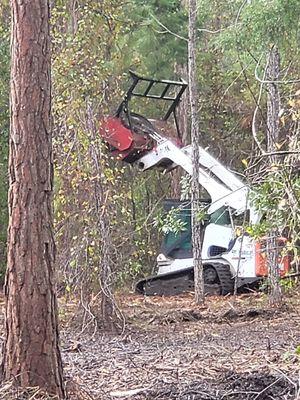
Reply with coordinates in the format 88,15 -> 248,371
266,46 -> 281,159
266,45 -> 283,307
170,63 -> 189,198
86,103 -> 121,333
2,1 -> 65,397
188,0 -> 205,304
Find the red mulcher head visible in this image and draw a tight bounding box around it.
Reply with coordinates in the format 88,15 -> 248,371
99,116 -> 155,163
99,117 -> 133,158
99,71 -> 187,163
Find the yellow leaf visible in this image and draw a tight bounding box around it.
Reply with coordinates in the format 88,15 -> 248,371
270,164 -> 279,172
280,116 -> 285,126
288,99 -> 296,107
241,159 -> 248,167
278,199 -> 286,209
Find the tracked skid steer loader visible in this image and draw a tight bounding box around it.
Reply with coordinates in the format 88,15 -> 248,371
99,71 -> 290,296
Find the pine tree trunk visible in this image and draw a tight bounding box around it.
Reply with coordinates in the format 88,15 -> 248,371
1,1 -> 65,397
188,0 -> 205,304
266,45 -> 283,307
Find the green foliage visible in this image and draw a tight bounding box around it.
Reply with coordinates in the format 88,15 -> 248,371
251,172 -> 300,231
246,221 -> 270,239
153,206 -> 187,234
248,167 -> 300,267
217,0 -> 300,52
238,0 -> 300,50
279,275 -> 297,291
51,1 -> 171,291
180,175 -> 192,200
121,0 -> 188,76
195,207 -> 209,224
1,0 -> 298,295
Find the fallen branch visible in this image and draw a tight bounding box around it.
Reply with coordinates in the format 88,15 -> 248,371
281,272 -> 300,280
110,387 -> 150,398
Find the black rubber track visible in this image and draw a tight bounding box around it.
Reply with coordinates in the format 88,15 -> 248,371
213,262 -> 234,295
136,263 -> 234,296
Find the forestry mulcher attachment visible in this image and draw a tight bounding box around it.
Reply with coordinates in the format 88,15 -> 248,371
99,71 -> 290,296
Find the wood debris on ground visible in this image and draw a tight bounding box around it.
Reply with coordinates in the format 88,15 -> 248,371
0,291 -> 299,399
59,291 -> 300,399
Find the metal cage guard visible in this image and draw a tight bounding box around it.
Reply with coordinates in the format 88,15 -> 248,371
116,71 -> 188,138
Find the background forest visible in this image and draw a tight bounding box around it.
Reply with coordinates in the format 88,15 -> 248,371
0,0 -> 299,294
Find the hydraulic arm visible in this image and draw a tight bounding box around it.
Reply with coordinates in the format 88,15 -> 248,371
99,71 -> 289,296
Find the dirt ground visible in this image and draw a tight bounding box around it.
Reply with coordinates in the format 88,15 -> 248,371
0,291 -> 300,399
61,291 -> 300,400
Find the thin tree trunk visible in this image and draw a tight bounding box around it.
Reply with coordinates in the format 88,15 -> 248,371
188,0 -> 205,304
170,63 -> 189,198
176,63 -> 189,144
266,230 -> 282,306
266,45 -> 283,307
86,104 -> 122,332
1,1 -> 65,397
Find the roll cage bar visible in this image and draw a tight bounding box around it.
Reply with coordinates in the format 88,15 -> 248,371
116,70 -> 188,138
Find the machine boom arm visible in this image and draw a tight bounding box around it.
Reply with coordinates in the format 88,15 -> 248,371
99,71 -> 259,224
137,136 -> 258,222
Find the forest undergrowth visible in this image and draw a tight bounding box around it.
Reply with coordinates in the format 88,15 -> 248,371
1,289 -> 299,400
